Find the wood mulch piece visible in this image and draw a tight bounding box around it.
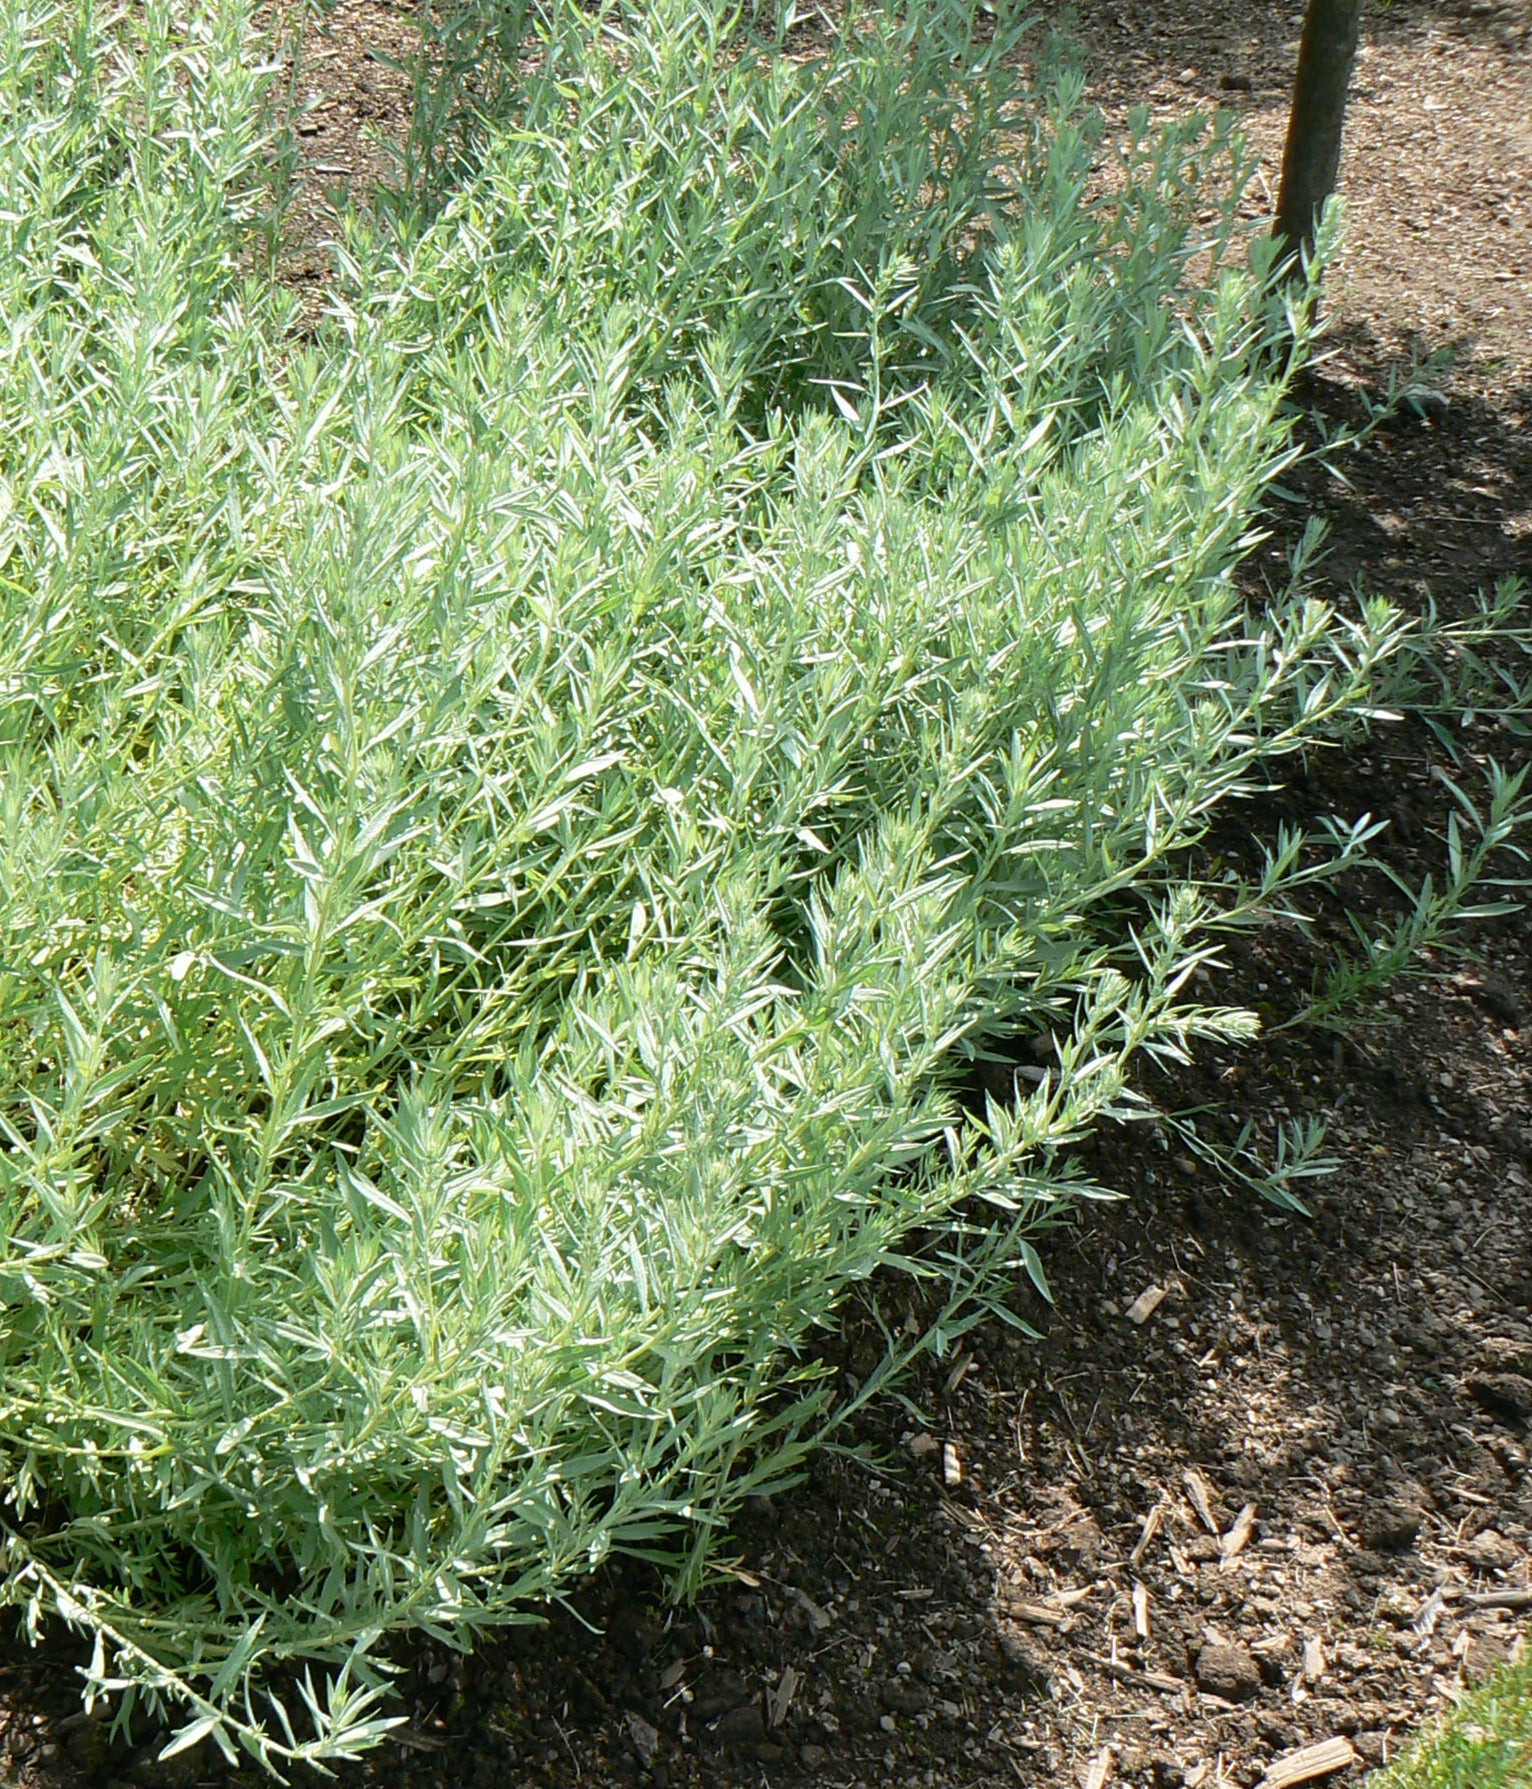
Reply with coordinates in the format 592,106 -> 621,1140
1,3 -> 1529,1788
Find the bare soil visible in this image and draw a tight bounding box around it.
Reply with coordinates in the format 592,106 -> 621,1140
3,4 -> 1530,1788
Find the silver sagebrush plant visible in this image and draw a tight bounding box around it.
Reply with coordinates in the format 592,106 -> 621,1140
0,0 -> 1527,1769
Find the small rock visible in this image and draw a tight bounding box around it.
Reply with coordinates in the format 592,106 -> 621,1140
881,1678 -> 930,1716
1376,1588 -> 1415,1627
1481,1337 -> 1532,1374
692,1672 -> 751,1722
996,1630 -> 1052,1695
626,1712 -> 661,1767
1463,978 -> 1525,1027
1257,1711 -> 1298,1747
1468,1372 -> 1532,1422
800,1743 -> 829,1769
1054,1515 -> 1104,1570
712,1702 -> 766,1748
1361,1485 -> 1432,1552
1194,1642 -> 1262,1702
1257,1648 -> 1289,1689
1461,1527 -> 1521,1571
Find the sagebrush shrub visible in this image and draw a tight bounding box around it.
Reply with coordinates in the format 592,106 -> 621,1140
0,0 -> 1523,1766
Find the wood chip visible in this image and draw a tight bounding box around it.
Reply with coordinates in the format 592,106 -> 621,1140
1256,1736 -> 1359,1788
1183,1467 -> 1221,1536
1467,1587 -> 1532,1610
1130,1502 -> 1164,1567
391,1727 -> 449,1753
1132,1581 -> 1151,1640
1125,1284 -> 1167,1325
943,1353 -> 974,1395
942,1440 -> 963,1488
1088,1652 -> 1185,1694
1082,1745 -> 1115,1789
1054,1584 -> 1096,1608
1220,1502 -> 1259,1566
1302,1635 -> 1326,1683
767,1665 -> 800,1729
1142,1667 -> 1187,1696
1003,1596 -> 1072,1628
1413,1587 -> 1446,1640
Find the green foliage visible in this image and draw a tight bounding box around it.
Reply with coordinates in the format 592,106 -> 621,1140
1366,1653 -> 1532,1789
0,0 -> 1526,1767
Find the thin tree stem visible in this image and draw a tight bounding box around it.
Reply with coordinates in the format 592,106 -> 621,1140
1273,0 -> 1364,276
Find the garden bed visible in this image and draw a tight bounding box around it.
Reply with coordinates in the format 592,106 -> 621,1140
0,2 -> 1527,1786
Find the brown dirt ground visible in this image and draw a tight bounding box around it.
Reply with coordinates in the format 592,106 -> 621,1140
3,5 -> 1531,1789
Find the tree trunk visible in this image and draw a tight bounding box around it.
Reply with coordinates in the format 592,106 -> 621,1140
1273,0 -> 1364,275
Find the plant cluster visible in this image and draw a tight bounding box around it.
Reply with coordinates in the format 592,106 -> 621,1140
0,0 -> 1525,1766
1368,1652 -> 1532,1789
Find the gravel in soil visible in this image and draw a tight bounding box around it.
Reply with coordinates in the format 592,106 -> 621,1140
2,3 -> 1530,1787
